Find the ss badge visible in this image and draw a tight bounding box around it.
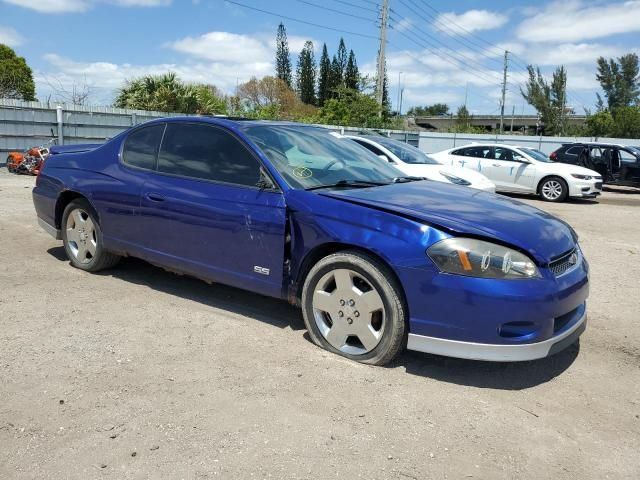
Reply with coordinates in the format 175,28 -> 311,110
254,266 -> 270,276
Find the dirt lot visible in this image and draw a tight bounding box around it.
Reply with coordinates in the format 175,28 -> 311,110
1,168 -> 639,480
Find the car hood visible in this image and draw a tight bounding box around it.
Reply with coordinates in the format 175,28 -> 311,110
536,161 -> 600,177
398,163 -> 494,187
320,181 -> 575,263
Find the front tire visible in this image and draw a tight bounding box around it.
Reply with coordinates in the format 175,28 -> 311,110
62,199 -> 120,272
539,176 -> 568,202
301,250 -> 407,366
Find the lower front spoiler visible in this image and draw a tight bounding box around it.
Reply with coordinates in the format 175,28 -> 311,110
407,311 -> 586,362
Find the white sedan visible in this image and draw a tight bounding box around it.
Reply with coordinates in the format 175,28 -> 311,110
345,135 -> 496,192
430,143 -> 603,202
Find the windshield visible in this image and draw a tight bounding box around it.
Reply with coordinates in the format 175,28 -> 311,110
521,147 -> 552,162
628,146 -> 640,156
243,125 -> 404,189
372,137 -> 441,165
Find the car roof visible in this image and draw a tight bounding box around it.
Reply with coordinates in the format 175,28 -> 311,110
139,116 -> 319,130
450,143 -> 534,149
561,142 -> 631,148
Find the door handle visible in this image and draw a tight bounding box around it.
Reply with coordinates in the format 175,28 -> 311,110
145,193 -> 165,202
492,163 -> 501,167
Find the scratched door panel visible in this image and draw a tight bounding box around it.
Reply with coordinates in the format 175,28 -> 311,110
138,174 -> 286,298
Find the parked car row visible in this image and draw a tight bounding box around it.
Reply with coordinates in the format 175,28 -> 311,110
550,142 -> 640,188
32,118 -> 589,367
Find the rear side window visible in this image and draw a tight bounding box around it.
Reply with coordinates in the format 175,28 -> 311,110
157,123 -> 261,187
122,124 -> 165,170
458,146 -> 492,158
565,146 -> 582,155
354,140 -> 385,156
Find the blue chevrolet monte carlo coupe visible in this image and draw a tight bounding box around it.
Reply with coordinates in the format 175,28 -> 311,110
33,117 -> 589,365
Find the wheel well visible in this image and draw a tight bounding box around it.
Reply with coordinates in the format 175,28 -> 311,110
55,191 -> 88,228
292,243 -> 404,307
536,175 -> 567,194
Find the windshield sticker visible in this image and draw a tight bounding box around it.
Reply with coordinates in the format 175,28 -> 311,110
293,166 -> 312,179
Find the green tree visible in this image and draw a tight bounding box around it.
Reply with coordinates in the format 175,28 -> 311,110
611,106 -> 640,138
335,38 -> 348,82
317,43 -> 331,106
596,53 -> 639,110
296,41 -> 317,105
275,23 -> 293,88
344,50 -> 359,91
407,103 -> 450,116
455,105 -> 470,129
0,44 -> 36,100
520,65 -> 567,135
114,72 -> 226,114
585,111 -> 615,137
316,86 -> 383,128
330,55 -> 342,93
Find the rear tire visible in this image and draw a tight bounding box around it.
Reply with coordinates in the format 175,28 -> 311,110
61,199 -> 120,272
539,176 -> 568,202
301,250 -> 406,366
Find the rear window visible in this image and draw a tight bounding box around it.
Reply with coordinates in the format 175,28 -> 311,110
122,124 -> 165,170
565,146 -> 583,155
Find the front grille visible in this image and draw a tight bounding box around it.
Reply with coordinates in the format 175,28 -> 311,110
595,182 -> 603,189
548,248 -> 580,277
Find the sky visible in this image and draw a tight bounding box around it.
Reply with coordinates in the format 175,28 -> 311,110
1,0 -> 639,114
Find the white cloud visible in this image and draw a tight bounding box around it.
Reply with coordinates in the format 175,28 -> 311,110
517,0 -> 640,43
527,43 -> 631,66
434,9 -> 508,35
34,30 -> 320,103
1,0 -> 170,13
1,0 -> 88,13
0,25 -> 23,47
168,32 -> 271,63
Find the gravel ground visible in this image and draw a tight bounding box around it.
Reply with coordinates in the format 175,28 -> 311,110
1,168 -> 639,480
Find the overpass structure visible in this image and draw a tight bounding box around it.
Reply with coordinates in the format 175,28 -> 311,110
413,114 -> 588,134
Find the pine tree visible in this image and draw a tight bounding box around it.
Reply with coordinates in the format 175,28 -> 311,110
382,65 -> 391,119
330,55 -> 342,97
336,38 -> 348,83
275,23 -> 292,88
317,43 -> 331,106
296,41 -> 317,105
344,50 -> 359,91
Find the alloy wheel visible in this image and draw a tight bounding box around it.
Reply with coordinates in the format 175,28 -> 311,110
65,208 -> 97,264
542,180 -> 563,200
312,268 -> 385,355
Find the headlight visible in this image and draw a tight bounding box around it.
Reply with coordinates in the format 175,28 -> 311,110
427,238 -> 540,279
571,174 -> 593,180
440,171 -> 471,186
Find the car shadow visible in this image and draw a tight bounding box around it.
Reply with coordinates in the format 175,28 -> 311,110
602,186 -> 640,194
46,247 -> 304,331
500,192 -> 599,205
392,341 -> 580,390
46,246 -> 579,389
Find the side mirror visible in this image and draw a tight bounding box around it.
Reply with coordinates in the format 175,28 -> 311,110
378,154 -> 392,163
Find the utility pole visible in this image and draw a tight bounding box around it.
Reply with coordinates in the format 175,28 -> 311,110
499,50 -> 509,134
375,0 -> 389,117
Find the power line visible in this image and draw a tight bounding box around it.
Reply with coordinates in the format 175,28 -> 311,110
329,0 -> 379,15
388,11 -> 504,84
296,0 -> 377,23
223,0 -> 378,39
